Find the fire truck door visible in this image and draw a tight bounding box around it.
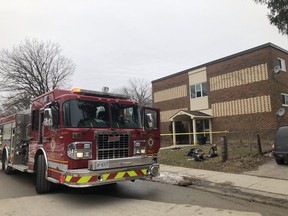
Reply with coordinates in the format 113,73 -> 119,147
42,107 -> 58,151
142,107 -> 161,153
41,110 -> 51,145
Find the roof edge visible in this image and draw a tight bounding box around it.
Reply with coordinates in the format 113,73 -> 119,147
152,42 -> 288,83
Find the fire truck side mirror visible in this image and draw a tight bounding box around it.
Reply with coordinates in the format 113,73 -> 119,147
146,113 -> 155,129
143,109 -> 158,131
26,123 -> 31,139
43,108 -> 53,127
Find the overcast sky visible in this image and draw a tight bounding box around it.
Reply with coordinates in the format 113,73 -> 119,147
1,0 -> 288,92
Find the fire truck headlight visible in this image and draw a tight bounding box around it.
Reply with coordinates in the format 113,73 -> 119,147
76,152 -> 84,158
67,142 -> 92,160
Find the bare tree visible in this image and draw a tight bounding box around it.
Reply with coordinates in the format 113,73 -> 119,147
253,0 -> 288,35
115,78 -> 152,107
0,38 -> 75,113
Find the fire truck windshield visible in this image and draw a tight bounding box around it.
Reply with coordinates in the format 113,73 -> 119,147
62,99 -> 142,129
110,103 -> 141,129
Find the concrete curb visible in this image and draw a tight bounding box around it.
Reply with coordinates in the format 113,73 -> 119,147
150,171 -> 288,209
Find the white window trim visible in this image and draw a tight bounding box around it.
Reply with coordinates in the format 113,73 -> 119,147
281,93 -> 288,107
278,58 -> 287,72
190,82 -> 208,99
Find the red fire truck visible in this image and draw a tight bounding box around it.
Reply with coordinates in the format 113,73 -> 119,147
0,88 -> 160,193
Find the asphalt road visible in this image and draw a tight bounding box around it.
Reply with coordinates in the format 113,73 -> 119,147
0,169 -> 287,216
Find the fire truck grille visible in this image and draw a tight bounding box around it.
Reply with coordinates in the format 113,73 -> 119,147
95,132 -> 130,160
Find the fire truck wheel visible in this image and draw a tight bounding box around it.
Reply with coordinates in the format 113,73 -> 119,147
35,155 -> 51,193
2,152 -> 13,175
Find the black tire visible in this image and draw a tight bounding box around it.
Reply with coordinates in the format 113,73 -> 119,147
2,152 -> 13,175
275,158 -> 285,165
1,155 -> 4,171
35,155 -> 51,193
1,154 -> 4,171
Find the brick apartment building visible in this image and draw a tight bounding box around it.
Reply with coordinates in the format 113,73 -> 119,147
152,43 -> 288,146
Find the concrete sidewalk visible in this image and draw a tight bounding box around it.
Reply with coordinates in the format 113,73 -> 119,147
154,164 -> 288,207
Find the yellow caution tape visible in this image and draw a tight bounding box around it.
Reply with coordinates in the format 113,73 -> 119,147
160,130 -> 229,136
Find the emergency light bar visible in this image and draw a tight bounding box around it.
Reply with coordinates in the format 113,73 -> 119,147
71,88 -> 130,100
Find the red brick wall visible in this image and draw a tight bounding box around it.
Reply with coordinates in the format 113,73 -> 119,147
152,72 -> 190,146
207,46 -> 288,135
152,44 -> 288,146
152,72 -> 190,120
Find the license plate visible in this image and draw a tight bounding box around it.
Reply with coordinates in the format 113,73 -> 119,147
96,160 -> 109,170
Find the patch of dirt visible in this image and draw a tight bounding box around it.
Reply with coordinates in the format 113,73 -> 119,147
217,154 -> 272,173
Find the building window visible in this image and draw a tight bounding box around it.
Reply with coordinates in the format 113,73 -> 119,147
278,58 -> 286,72
281,93 -> 288,106
190,82 -> 208,99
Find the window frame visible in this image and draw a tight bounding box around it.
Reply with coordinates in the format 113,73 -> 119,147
281,93 -> 288,107
190,82 -> 208,99
278,58 -> 287,72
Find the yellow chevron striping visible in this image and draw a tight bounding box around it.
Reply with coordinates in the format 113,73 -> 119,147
142,169 -> 147,175
103,174 -> 110,181
77,176 -> 92,184
115,171 -> 125,179
127,171 -> 137,177
101,169 -> 148,181
65,176 -> 72,182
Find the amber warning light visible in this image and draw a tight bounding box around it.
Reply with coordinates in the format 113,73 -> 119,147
71,87 -> 131,100
71,87 -> 81,93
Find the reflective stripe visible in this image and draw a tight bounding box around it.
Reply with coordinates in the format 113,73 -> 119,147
48,168 -> 62,174
49,158 -> 68,164
102,173 -> 112,181
115,172 -> 125,179
127,171 -> 137,177
64,169 -> 148,184
65,176 -> 72,182
142,169 -> 147,175
77,176 -> 92,184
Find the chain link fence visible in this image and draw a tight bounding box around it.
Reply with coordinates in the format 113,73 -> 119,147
214,128 -> 276,157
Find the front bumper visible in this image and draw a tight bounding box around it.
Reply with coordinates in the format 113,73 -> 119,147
50,156 -> 159,188
273,151 -> 288,161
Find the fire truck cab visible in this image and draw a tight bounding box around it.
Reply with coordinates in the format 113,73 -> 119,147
0,88 -> 160,193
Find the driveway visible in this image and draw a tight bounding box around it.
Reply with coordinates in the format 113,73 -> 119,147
243,158 -> 288,180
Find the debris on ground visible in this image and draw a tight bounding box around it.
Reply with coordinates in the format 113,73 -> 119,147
187,148 -> 205,161
207,144 -> 218,158
170,147 -> 182,151
187,144 -> 219,162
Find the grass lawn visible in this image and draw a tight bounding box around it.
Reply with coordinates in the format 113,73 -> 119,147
158,144 -> 273,173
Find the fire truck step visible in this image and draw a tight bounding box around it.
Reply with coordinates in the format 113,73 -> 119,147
12,164 -> 28,172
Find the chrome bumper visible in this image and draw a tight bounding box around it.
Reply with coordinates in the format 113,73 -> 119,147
49,156 -> 159,188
